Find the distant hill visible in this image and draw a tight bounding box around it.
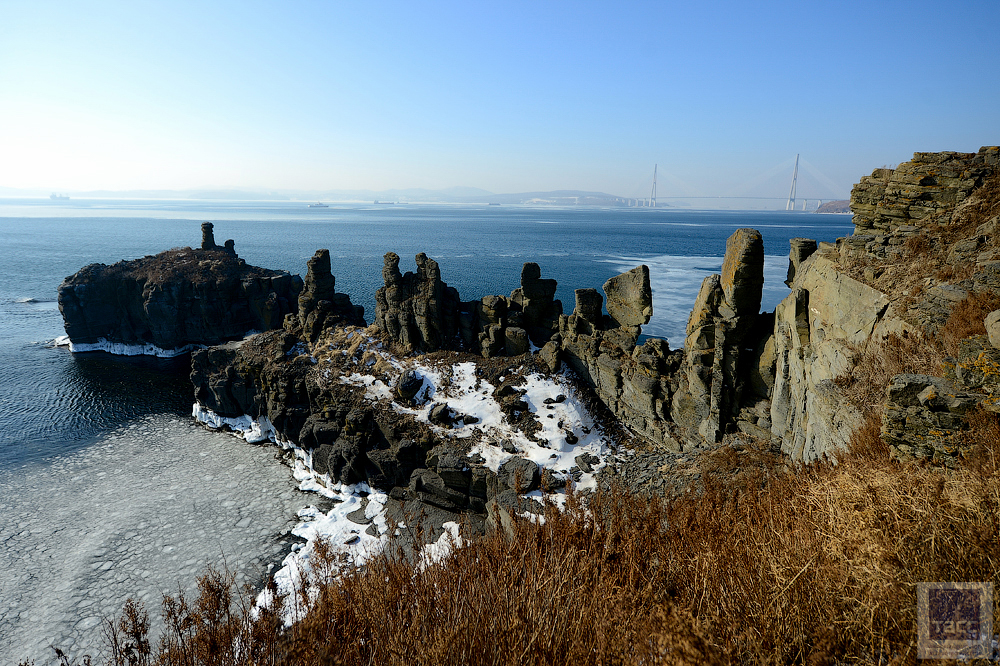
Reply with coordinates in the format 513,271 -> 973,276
816,200 -> 851,214
0,185 -> 638,206
452,190 -> 636,206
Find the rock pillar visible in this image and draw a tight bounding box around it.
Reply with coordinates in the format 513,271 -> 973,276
201,222 -> 217,250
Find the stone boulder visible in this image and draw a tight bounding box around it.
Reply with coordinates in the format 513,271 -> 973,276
603,265 -> 652,326
498,457 -> 540,492
986,310 -> 1000,349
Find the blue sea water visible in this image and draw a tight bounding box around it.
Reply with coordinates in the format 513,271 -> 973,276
0,198 -> 854,468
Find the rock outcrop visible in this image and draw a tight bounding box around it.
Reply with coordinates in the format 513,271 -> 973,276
881,373 -> 984,466
375,252 -> 462,352
555,265 -> 684,449
464,262 -> 563,357
200,222 -> 236,257
179,147 -> 1000,489
58,227 -> 303,353
374,253 -> 563,357
851,147 -> 999,234
191,327 -> 552,534
769,251 -> 904,461
288,249 -> 366,341
602,265 -> 652,327
671,229 -> 767,444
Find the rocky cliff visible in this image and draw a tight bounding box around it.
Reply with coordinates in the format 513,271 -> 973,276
58,224 -> 305,354
184,147 -> 1000,529
851,147 -> 998,234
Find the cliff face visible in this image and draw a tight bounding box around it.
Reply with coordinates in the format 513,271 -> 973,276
851,146 -> 998,234
770,253 -> 901,460
185,146 -> 1000,488
58,226 -> 304,353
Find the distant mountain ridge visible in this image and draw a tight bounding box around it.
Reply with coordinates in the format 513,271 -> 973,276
0,185 -> 633,206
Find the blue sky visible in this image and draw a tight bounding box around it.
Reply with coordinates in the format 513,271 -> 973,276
1,0 -> 997,199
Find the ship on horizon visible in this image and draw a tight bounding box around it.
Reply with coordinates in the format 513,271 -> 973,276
50,193 -> 69,200
307,202 -> 329,208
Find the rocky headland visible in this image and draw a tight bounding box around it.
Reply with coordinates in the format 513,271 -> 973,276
54,145 -> 1000,596
57,223 -> 310,355
815,199 -> 851,214
183,147 -> 1000,527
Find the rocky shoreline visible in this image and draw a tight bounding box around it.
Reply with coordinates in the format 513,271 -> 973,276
55,146 -> 1000,583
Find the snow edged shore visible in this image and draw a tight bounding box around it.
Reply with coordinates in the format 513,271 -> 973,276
56,335 -> 202,358
192,330 -> 613,623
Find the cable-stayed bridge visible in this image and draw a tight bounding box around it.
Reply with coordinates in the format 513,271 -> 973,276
622,155 -> 844,210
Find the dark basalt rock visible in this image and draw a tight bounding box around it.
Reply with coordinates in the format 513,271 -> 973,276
375,252 -> 462,352
288,249 -> 366,342
374,253 -> 563,357
58,226 -> 303,352
396,369 -> 424,400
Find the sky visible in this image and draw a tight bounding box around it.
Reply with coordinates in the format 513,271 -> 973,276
1,0 -> 998,200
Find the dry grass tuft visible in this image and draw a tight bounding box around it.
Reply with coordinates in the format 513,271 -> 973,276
940,291 -> 1000,357
835,332 -> 945,421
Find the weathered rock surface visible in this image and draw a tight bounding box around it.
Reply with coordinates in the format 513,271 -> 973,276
288,249 -> 366,341
671,229 -> 767,444
58,227 -> 302,352
785,238 -> 817,286
374,253 -> 562,357
851,147 -> 999,234
375,252 -> 462,352
190,326 -> 554,527
200,222 -> 236,256
769,251 -> 905,461
882,373 -> 984,465
557,266 -> 684,449
603,265 -> 652,326
985,310 -> 1000,348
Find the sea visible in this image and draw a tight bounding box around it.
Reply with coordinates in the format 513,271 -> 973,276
0,198 -> 854,662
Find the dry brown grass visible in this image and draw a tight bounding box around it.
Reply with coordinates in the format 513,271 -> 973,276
92,421 -> 1000,666
940,291 -> 1000,357
835,332 -> 946,421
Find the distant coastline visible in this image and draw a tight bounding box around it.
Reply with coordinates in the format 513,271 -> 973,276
0,187 -> 850,211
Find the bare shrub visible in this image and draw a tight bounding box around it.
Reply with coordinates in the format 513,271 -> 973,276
96,449 -> 1000,666
104,598 -> 150,666
903,234 -> 932,258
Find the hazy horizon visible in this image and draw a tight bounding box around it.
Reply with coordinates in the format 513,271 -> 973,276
2,1 -> 997,202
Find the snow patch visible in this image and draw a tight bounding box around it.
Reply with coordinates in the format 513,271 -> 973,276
192,404 -> 276,444
69,337 -> 201,358
192,402 -> 393,626
418,521 -> 463,570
